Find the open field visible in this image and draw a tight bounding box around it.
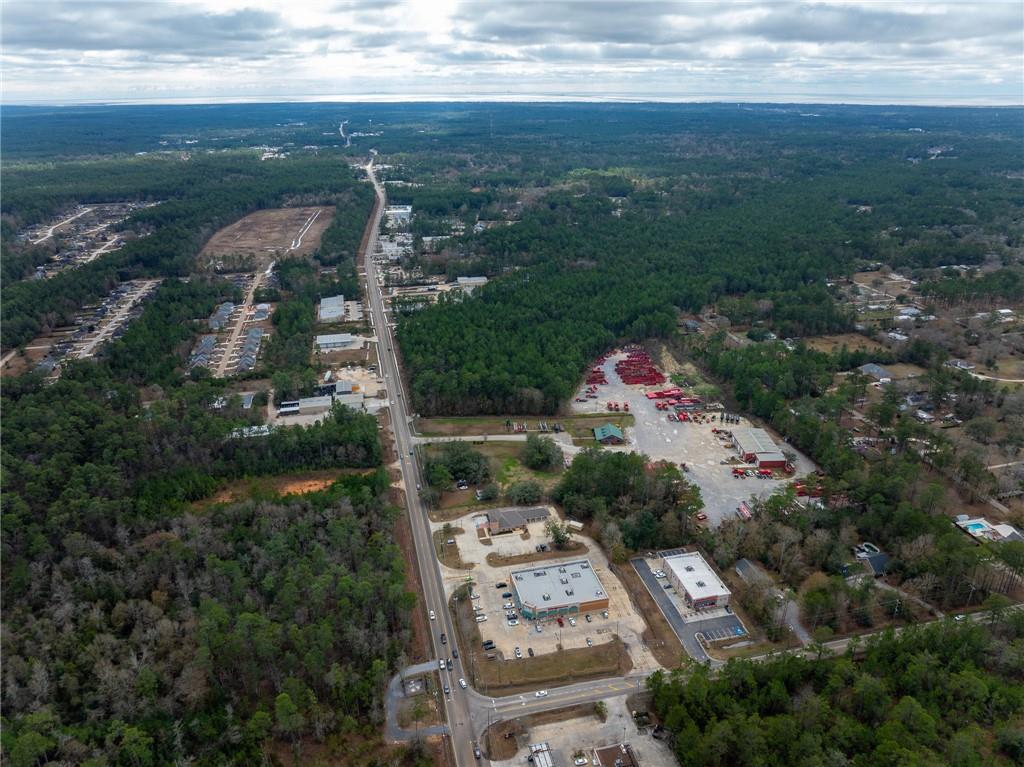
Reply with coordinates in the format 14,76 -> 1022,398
415,413 -> 634,437
804,333 -> 887,354
200,206 -> 334,268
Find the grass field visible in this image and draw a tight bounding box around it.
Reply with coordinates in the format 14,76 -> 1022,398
433,527 -> 473,570
485,542 -> 589,568
804,333 -> 887,354
416,413 -> 635,437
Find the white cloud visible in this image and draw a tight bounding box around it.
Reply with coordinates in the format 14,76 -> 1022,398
1,0 -> 1020,104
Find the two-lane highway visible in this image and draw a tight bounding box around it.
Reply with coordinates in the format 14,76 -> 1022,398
360,158 -> 477,765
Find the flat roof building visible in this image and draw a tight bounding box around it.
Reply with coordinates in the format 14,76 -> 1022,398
732,427 -> 786,467
511,559 -> 609,620
663,552 -> 731,610
456,275 -> 488,295
318,294 -> 345,323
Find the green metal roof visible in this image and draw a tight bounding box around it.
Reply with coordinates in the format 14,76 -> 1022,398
593,424 -> 623,442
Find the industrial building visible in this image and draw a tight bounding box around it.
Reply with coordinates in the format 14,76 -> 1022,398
384,205 -> 412,227
317,294 -> 345,323
663,552 -> 731,610
731,427 -> 786,468
485,506 -> 549,535
511,559 -> 609,620
315,333 -> 359,351
594,423 -> 624,445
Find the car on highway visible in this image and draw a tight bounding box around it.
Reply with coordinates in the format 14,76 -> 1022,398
440,633 -> 447,644
452,648 -> 459,659
514,646 -> 522,658
459,678 -> 467,689
474,746 -> 482,759
446,658 -> 453,670
443,684 -> 450,696
535,690 -> 548,698
429,610 -> 435,620
438,660 -> 446,670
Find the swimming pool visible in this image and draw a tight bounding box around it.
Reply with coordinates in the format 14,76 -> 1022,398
965,522 -> 987,533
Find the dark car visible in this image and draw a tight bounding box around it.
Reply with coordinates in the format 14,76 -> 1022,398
496,582 -> 508,589
446,658 -> 453,670
440,633 -> 447,644
502,592 -> 513,599
452,648 -> 459,659
528,647 -> 534,657
557,617 -> 564,627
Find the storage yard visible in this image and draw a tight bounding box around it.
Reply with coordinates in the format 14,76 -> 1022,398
572,348 -> 816,526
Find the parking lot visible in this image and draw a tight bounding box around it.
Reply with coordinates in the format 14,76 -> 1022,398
436,510 -> 660,672
571,351 -> 816,526
631,553 -> 747,663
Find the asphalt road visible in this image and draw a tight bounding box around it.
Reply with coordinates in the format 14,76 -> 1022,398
361,159 -> 478,765
630,557 -> 713,664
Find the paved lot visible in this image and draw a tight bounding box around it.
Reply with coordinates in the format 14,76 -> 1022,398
488,696 -> 676,767
436,512 -> 660,672
632,556 -> 747,664
572,351 -> 817,526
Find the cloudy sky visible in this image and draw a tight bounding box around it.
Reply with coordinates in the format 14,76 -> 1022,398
3,0 -> 1022,105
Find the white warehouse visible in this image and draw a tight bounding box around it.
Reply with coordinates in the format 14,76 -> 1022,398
663,552 -> 731,611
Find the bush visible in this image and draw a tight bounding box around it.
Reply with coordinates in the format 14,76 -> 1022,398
521,434 -> 563,471
507,480 -> 543,505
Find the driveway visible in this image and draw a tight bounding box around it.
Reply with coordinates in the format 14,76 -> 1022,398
385,662 -> 451,742
631,558 -> 711,664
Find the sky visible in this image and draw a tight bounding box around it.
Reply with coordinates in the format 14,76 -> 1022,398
2,0 -> 1022,105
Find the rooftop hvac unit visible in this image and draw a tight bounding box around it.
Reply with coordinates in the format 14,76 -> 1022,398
560,577 -> 568,584
697,581 -> 706,587
542,594 -> 551,601
581,563 -> 590,569
565,589 -> 574,596
685,566 -> 695,572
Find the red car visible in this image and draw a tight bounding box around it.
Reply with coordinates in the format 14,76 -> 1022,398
696,513 -> 708,521
557,617 -> 564,627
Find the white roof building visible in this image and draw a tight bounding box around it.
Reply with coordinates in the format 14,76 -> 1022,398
315,333 -> 359,350
456,276 -> 489,295
663,552 -> 731,609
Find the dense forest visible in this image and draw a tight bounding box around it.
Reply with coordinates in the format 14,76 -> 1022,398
648,618 -> 1024,766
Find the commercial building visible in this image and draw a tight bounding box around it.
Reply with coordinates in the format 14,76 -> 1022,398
318,294 -> 345,323
511,559 -> 609,620
594,423 -> 624,445
486,506 -> 549,535
456,275 -> 488,294
593,744 -> 639,767
315,333 -> 359,351
663,552 -> 731,610
731,427 -> 786,468
527,744 -> 554,767
384,205 -> 412,227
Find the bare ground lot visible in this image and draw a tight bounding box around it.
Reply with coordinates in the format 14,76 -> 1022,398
190,468 -> 376,510
200,206 -> 334,268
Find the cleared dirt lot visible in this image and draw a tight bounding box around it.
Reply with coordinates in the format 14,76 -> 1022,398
571,351 -> 816,526
487,696 -> 675,767
200,206 -> 333,268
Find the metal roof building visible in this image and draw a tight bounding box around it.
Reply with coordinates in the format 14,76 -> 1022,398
663,551 -> 731,610
315,333 -> 358,350
594,424 -> 624,444
318,294 -> 345,323
486,506 -> 549,535
732,427 -> 786,467
511,559 -> 609,620
858,363 -> 893,381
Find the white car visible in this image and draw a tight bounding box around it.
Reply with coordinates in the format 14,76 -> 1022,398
429,610 -> 436,621
502,602 -> 514,609
470,593 -> 480,600
514,646 -> 522,658
586,637 -> 593,647
459,678 -> 467,689
508,619 -> 519,626
574,758 -> 588,766
535,690 -> 548,698
535,624 -> 543,633
568,617 -> 577,627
